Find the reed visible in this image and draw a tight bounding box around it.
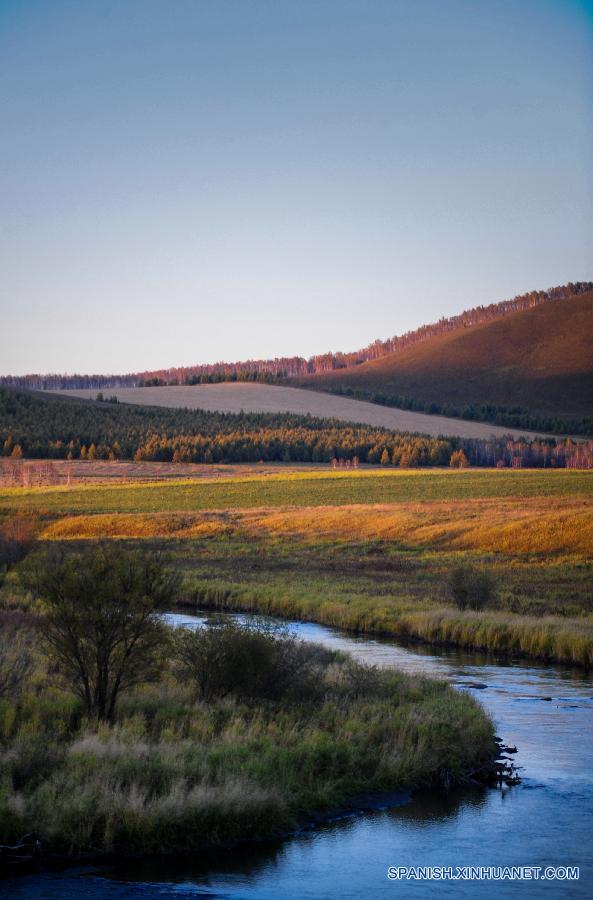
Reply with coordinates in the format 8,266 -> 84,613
189,584 -> 593,668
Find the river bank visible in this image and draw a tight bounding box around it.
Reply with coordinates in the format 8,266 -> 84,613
0,618 -> 497,871
5,613 -> 593,898
175,586 -> 593,669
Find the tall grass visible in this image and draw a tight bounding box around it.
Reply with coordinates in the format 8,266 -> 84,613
189,584 -> 593,668
0,642 -> 495,857
396,609 -> 593,668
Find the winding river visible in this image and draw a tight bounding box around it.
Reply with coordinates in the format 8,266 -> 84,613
5,612 -> 593,899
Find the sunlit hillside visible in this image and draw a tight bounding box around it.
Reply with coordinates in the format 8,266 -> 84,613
292,292 -> 593,429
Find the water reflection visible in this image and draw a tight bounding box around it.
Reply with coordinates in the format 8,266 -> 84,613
387,786 -> 490,824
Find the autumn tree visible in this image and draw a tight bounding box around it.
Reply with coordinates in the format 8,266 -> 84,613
450,450 -> 469,468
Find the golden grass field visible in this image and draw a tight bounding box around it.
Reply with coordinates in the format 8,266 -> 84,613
55,383 -> 554,440
40,497 -> 593,556
2,467 -> 592,665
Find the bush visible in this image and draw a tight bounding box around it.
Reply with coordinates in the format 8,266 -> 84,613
174,617 -> 327,703
448,565 -> 496,611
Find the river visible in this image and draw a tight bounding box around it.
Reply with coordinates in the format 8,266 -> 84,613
5,612 -> 593,899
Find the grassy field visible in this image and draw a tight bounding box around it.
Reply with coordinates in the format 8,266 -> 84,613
1,468 -> 591,516
2,467 -> 592,666
55,383 -> 553,439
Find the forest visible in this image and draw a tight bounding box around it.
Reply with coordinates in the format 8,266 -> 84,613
318,384 -> 593,437
1,388 -> 592,470
2,281 -> 591,391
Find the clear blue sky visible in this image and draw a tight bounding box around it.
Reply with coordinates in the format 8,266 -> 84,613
1,0 -> 592,375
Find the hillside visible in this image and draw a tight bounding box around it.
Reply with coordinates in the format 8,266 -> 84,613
2,282 -> 592,433
56,382 -> 555,440
291,291 -> 593,432
1,281 -> 591,392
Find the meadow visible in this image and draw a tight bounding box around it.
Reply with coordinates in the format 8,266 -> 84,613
1,467 -> 591,516
1,467 -> 592,667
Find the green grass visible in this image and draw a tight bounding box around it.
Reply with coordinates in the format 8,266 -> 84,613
0,626 -> 495,857
1,468 -> 592,516
162,530 -> 593,667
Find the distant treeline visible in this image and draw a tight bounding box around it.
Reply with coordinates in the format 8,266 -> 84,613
321,385 -> 593,437
2,281 -> 591,390
140,370 -> 284,387
1,388 -> 592,469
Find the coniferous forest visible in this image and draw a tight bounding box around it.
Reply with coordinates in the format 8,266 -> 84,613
1,388 -> 591,469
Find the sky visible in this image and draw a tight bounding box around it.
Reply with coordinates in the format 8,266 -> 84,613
1,0 -> 592,376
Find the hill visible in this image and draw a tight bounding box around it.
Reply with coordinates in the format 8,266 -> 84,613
1,281 -> 591,393
290,292 -> 593,434
2,281 -> 592,433
56,382 -> 555,440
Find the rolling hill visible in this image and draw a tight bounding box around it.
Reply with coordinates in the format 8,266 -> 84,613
290,291 -> 593,432
55,383 -> 555,440
3,281 -> 592,434
2,281 -> 591,394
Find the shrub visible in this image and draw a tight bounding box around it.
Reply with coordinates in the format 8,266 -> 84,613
174,617 -> 327,703
448,565 -> 497,611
